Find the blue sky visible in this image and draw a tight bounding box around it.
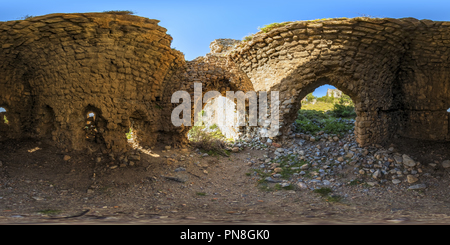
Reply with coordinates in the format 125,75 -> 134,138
1,0 -> 449,97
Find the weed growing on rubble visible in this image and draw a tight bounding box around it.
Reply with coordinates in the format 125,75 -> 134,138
313,187 -> 333,197
242,35 -> 253,42
188,125 -> 230,157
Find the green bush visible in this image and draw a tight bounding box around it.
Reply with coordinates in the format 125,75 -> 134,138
321,118 -> 353,135
188,125 -> 229,156
295,109 -> 354,136
242,35 -> 253,42
295,119 -> 321,134
331,103 -> 356,118
316,96 -> 337,104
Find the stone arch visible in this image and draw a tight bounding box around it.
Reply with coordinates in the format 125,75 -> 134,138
185,78 -> 246,143
229,18 -> 418,146
200,93 -> 246,140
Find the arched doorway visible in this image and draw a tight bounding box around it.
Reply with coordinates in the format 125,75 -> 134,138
0,107 -> 8,125
83,105 -> 106,145
294,84 -> 356,137
196,94 -> 244,141
281,77 -> 361,143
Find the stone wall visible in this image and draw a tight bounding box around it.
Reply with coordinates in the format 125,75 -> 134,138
326,89 -> 342,98
0,13 -> 184,153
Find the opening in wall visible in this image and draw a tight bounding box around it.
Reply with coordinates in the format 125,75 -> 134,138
448,108 -> 450,136
296,84 -> 356,137
127,110 -> 155,149
188,95 -> 243,143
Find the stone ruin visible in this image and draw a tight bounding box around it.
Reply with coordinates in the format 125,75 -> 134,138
0,13 -> 449,156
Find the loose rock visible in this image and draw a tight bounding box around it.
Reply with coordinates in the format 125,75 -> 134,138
442,160 -> 450,169
402,154 -> 416,167
407,175 -> 419,183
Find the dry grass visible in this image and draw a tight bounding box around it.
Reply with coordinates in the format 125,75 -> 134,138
188,126 -> 230,156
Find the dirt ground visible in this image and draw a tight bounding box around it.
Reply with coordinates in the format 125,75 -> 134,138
0,137 -> 450,225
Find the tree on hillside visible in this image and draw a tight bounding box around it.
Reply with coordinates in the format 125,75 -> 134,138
305,93 -> 316,103
338,94 -> 354,106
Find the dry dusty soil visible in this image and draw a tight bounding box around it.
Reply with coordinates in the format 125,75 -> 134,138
0,137 -> 450,226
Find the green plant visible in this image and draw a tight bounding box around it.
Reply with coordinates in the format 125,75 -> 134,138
297,110 -> 330,121
321,118 -> 354,135
196,192 -> 206,196
3,115 -> 8,124
242,35 -> 253,42
188,125 -> 229,157
295,109 -> 354,136
254,169 -> 271,181
275,183 -> 295,190
295,118 -> 321,134
258,22 -> 291,33
348,179 -> 362,186
313,187 -> 333,197
325,195 -> 342,203
331,103 -> 356,118
257,182 -> 272,191
305,93 -> 316,103
126,128 -> 133,140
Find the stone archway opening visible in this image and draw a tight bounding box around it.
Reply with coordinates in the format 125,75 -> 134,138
289,79 -> 360,141
196,94 -> 244,141
127,110 -> 152,149
187,94 -> 242,150
0,107 -> 8,125
83,105 -> 106,145
184,82 -> 250,155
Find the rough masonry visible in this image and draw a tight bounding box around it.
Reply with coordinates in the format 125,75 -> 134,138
0,13 -> 449,155
228,17 -> 450,145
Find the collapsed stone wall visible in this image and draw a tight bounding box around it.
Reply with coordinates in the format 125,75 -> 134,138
159,53 -> 254,147
0,13 -> 449,154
